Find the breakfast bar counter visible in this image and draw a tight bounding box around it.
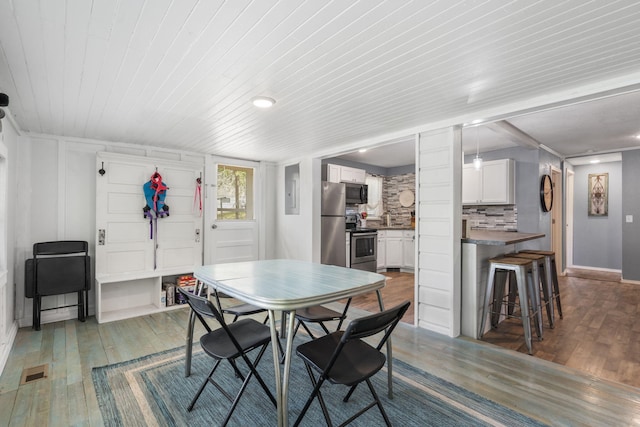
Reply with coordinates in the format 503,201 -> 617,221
461,230 -> 545,339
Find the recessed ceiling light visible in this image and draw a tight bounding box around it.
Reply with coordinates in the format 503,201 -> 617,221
251,96 -> 276,108
359,149 -> 367,153
635,134 -> 640,140
590,159 -> 600,164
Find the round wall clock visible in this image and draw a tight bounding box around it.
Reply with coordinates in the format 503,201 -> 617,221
540,174 -> 553,212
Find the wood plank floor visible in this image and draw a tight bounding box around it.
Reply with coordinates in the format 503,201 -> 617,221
350,271 -> 415,324
481,267 -> 640,388
364,269 -> 640,389
2,281 -> 640,426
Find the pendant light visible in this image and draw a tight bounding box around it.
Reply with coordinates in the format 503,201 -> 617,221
473,126 -> 483,170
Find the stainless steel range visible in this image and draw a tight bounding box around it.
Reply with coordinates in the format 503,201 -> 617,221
346,214 -> 377,272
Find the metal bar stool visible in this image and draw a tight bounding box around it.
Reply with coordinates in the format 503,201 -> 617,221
519,250 -> 562,319
507,252 -> 555,328
479,256 -> 543,354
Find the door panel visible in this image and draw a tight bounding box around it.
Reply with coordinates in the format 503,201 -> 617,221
204,157 -> 260,265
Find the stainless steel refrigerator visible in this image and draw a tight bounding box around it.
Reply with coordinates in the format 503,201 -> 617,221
321,181 -> 346,267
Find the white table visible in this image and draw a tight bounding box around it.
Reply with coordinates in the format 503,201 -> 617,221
191,259 -> 388,427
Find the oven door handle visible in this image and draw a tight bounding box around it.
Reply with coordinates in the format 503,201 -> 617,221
352,232 -> 377,238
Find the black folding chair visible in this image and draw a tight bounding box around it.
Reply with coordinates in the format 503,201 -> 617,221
177,287 -> 277,426
25,241 -> 91,331
184,282 -> 283,377
211,287 -> 269,324
293,298 -> 352,340
294,300 -> 411,427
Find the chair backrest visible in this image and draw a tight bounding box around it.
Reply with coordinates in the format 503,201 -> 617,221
342,300 -> 411,349
34,240 -> 88,256
26,240 -> 90,297
177,286 -> 229,333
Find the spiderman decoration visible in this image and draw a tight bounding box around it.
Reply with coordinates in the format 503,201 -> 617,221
143,171 -> 169,235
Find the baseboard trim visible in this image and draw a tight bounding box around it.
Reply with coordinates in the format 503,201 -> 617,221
568,265 -> 622,274
0,321 -> 18,377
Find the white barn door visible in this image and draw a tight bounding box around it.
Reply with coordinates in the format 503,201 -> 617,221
96,153 -> 204,277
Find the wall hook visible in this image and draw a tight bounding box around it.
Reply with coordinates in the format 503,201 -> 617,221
98,162 -> 106,176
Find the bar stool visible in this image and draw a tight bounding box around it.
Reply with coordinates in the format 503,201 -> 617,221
479,256 -> 543,354
507,252 -> 555,328
519,250 -> 562,319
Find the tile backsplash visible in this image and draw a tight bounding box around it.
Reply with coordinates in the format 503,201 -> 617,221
462,205 -> 518,231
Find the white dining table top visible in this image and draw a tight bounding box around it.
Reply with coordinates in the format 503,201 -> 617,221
194,259 -> 386,311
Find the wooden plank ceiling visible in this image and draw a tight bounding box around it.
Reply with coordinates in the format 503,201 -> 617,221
1,0 -> 640,162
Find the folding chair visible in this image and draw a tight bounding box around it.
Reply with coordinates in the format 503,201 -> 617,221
293,298 -> 352,339
294,300 -> 411,427
25,241 -> 91,331
211,287 -> 269,324
177,287 -> 277,426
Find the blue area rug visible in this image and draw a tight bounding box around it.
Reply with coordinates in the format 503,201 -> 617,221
92,344 -> 547,426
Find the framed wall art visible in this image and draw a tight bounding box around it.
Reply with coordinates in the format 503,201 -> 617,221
588,173 -> 608,216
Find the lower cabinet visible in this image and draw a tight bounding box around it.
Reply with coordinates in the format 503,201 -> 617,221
385,231 -> 404,267
377,231 -> 386,270
377,229 -> 415,271
95,270 -> 194,323
402,230 -> 415,268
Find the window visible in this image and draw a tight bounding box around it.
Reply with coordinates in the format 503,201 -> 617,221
217,164 -> 254,220
365,175 -> 383,219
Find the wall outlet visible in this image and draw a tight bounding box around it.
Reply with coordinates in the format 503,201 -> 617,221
626,215 -> 633,223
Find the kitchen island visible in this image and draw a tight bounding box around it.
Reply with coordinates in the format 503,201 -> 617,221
461,230 -> 545,339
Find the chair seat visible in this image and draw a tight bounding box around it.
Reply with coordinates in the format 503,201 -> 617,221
296,305 -> 343,322
222,303 -> 266,317
200,318 -> 272,360
296,331 -> 386,386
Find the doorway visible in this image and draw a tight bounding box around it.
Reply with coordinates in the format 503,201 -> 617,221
551,167 -> 562,274
565,169 -> 575,269
204,157 -> 261,265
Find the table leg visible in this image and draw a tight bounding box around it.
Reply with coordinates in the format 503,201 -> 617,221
270,309 -> 296,426
375,290 -> 392,398
184,310 -> 195,377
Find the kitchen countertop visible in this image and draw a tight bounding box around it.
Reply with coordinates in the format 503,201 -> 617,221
461,230 -> 545,245
372,226 -> 415,230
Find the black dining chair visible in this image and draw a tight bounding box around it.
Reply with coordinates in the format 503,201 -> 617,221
293,298 -> 352,339
293,300 -> 411,427
211,287 -> 269,324
177,287 -> 277,426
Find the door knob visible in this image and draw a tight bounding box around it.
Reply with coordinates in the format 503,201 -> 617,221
211,224 -> 217,229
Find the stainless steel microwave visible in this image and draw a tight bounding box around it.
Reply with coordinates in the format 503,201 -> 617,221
345,183 -> 368,204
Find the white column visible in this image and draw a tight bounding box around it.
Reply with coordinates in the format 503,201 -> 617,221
417,127 -> 462,337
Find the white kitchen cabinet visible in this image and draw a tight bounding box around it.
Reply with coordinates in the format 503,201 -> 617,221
385,230 -> 403,268
377,229 -> 415,271
402,230 -> 415,269
346,232 -> 351,267
327,164 -> 341,183
462,159 -> 515,205
377,231 -> 386,269
326,164 -> 366,184
340,166 -> 366,184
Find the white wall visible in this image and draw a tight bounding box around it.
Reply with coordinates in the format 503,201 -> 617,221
0,113 -> 19,373
274,157 -> 321,261
13,134 -> 209,328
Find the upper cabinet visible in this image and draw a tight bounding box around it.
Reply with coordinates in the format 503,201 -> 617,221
326,164 -> 366,184
462,159 -> 515,205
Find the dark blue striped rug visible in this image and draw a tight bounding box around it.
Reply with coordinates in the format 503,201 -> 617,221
93,345 -> 548,426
